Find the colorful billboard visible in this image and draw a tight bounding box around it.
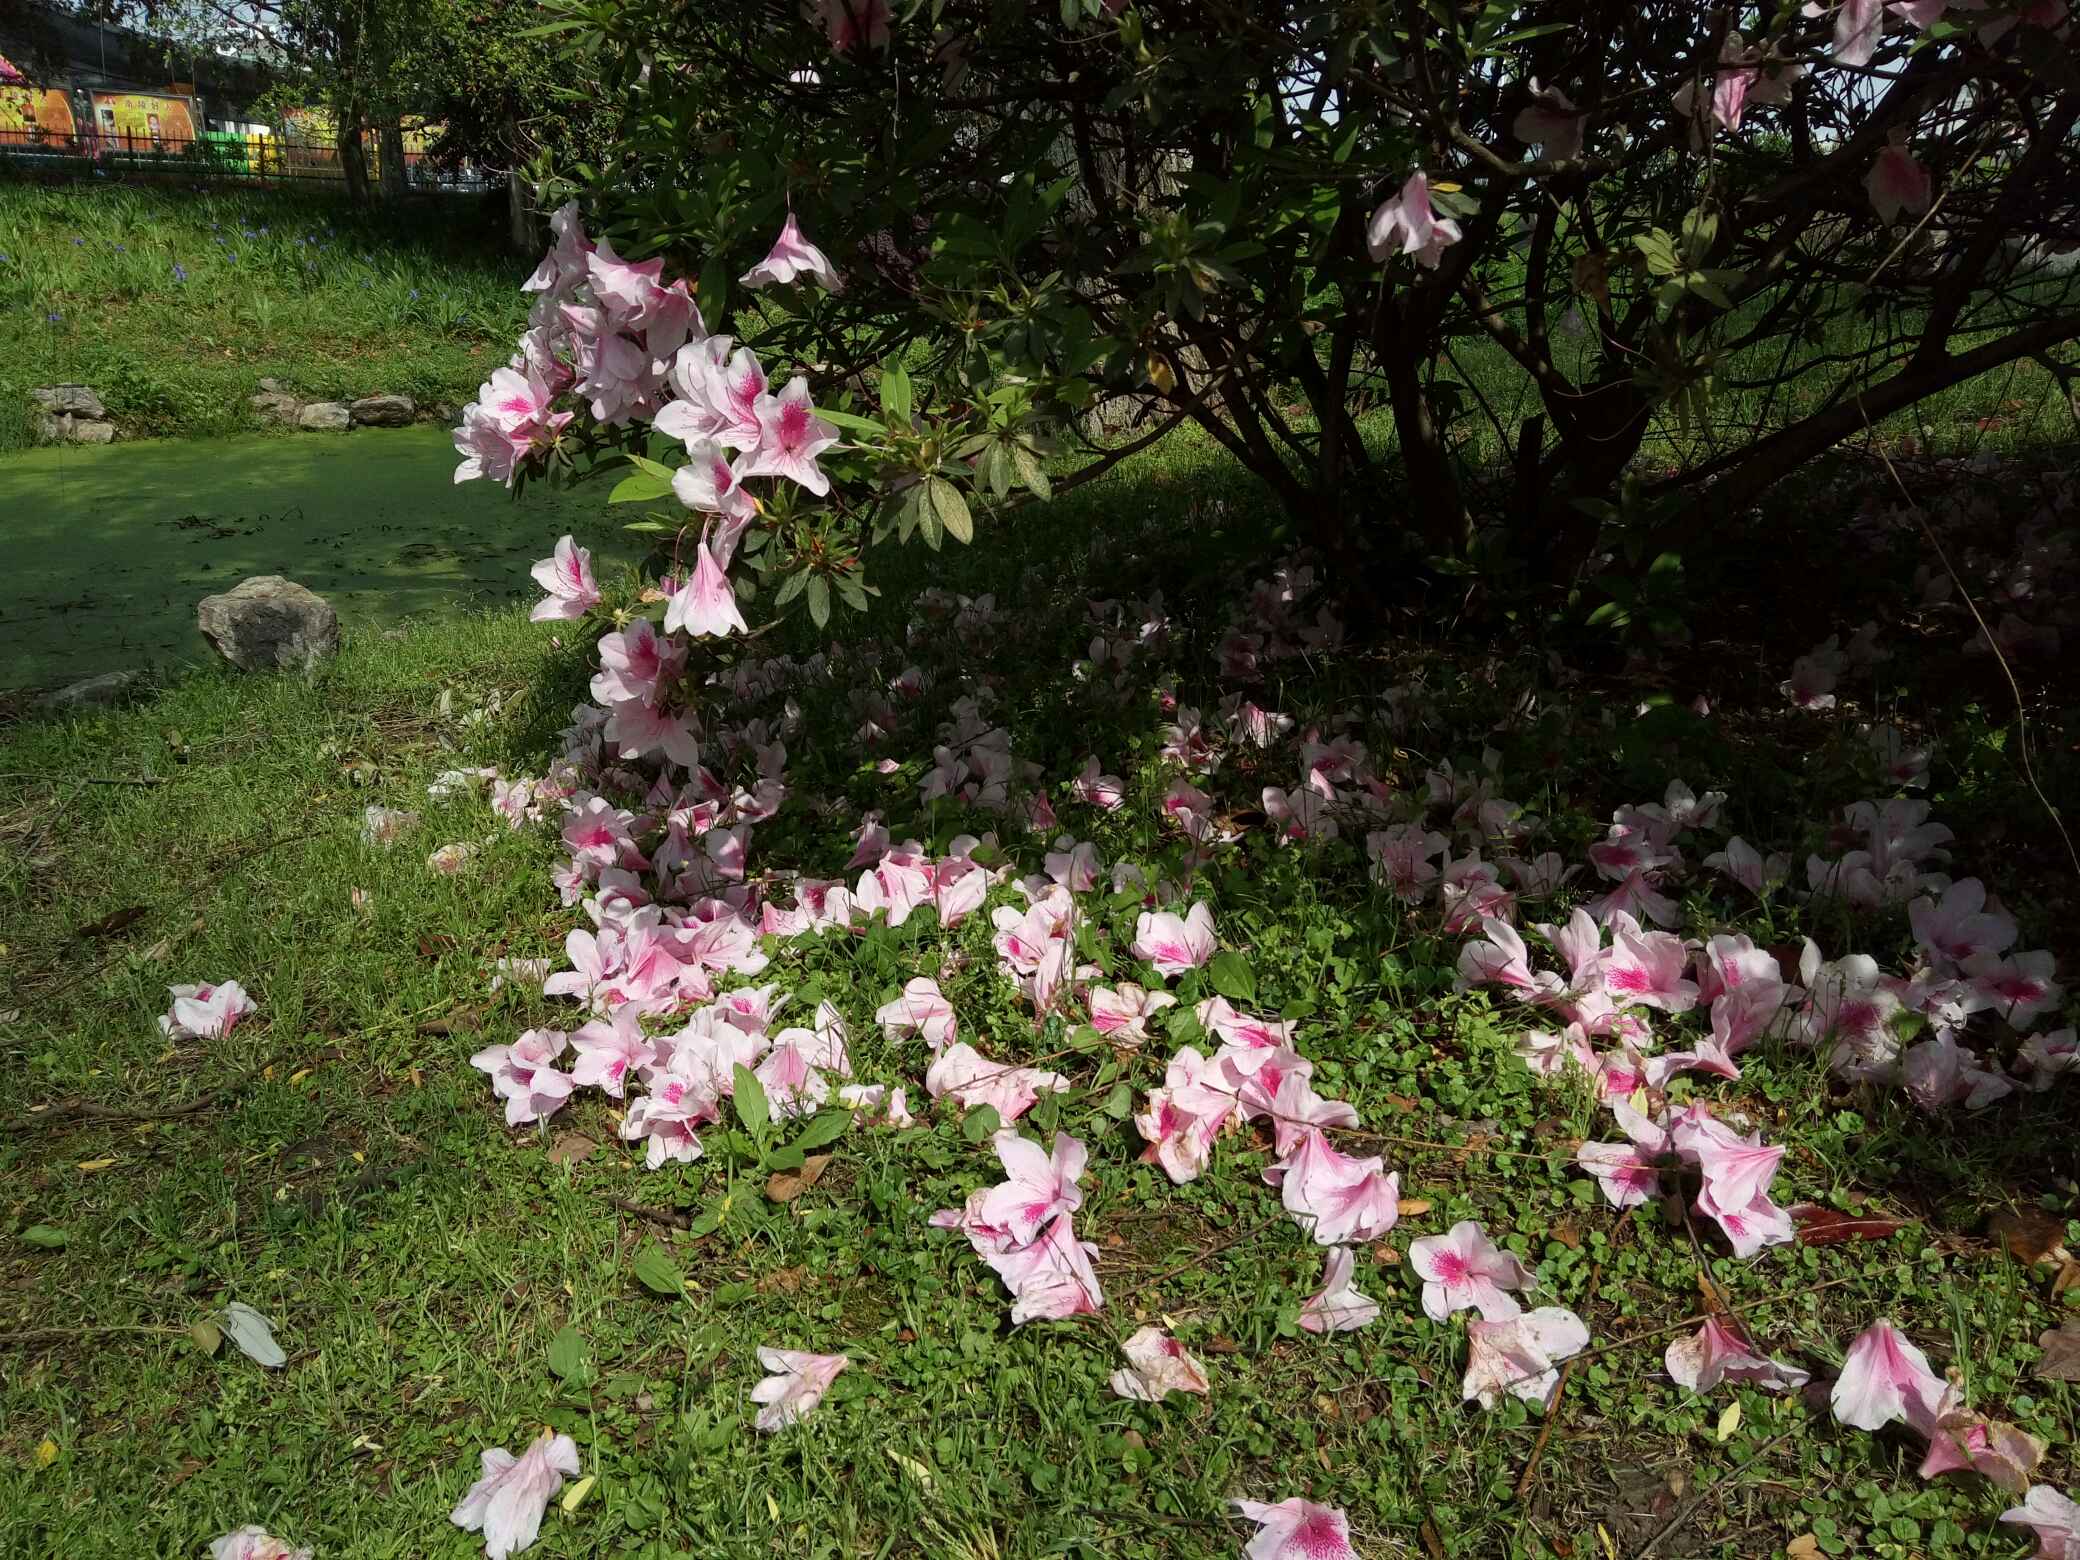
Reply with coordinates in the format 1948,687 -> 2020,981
0,85 -> 76,148
89,90 -> 196,146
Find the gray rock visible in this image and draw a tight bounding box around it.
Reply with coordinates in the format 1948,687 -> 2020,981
251,390 -> 303,424
34,411 -> 115,445
349,393 -> 415,427
196,576 -> 340,672
257,377 -> 289,394
297,401 -> 352,432
38,670 -> 141,711
31,384 -> 106,419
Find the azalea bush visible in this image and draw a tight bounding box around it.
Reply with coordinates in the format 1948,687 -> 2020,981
496,0 -> 2080,587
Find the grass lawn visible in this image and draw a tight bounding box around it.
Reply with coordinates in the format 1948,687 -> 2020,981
2,443 -> 2074,1559
0,181 -> 529,451
0,428 -> 637,692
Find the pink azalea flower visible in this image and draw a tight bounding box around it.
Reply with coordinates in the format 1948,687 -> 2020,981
1835,0 -> 1883,63
528,536 -> 600,621
1196,997 -> 1297,1053
449,1429 -> 581,1560
1271,1127 -> 1400,1246
1902,1033 -> 2015,1111
1071,756 -> 1126,810
1999,1485 -> 2080,1559
1457,916 -> 1558,999
2018,1028 -> 2078,1091
1575,1103 -> 1672,1209
925,1042 -> 1068,1123
1598,914 -> 1698,1012
811,0 -> 891,52
1464,1307 -> 1590,1409
1867,140 -> 1932,223
1410,1220 -> 1536,1322
750,1347 -> 849,1431
1963,949 -> 2063,1029
977,1129 -> 1087,1246
590,618 -> 686,707
1132,903 -> 1218,977
837,1081 -> 915,1128
1831,1319 -> 1948,1432
875,976 -> 957,1048
1665,1315 -> 1810,1394
471,1029 -> 577,1126
1110,1325 -> 1212,1400
1088,983 -> 1177,1044
1704,836 -> 1788,895
669,436 -> 757,525
1231,1498 -> 1359,1560
210,1530 -> 311,1560
740,212 -> 844,291
1709,979 -> 1789,1055
1134,1046 -> 1234,1183
756,1019 -> 851,1117
1299,1245 -> 1381,1334
1366,170 -> 1461,268
1367,823 -> 1448,902
981,1212 -> 1104,1324
742,377 -> 840,497
1918,1410 -> 2046,1493
569,1007 -> 656,1097
160,980 -> 256,1040
1512,77 -> 1583,159
663,535 -> 748,639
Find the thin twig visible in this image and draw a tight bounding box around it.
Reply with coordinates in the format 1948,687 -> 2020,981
5,1056 -> 281,1134
606,1196 -> 693,1230
0,1324 -> 190,1349
1633,1424 -> 1803,1559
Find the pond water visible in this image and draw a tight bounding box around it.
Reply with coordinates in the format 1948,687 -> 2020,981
0,428 -> 641,690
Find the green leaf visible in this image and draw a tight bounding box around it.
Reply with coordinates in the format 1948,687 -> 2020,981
685,1197 -> 727,1239
880,361 -> 913,424
1012,445 -> 1052,500
1208,950 -> 1257,1004
1102,1082 -> 1135,1120
547,1324 -> 593,1385
806,574 -> 831,628
732,1064 -> 771,1137
818,408 -> 884,437
926,478 -> 974,544
791,1111 -> 852,1152
961,1104 -> 1003,1141
632,1241 -> 684,1298
610,471 -> 675,505
625,453 -> 675,481
21,1225 -> 68,1249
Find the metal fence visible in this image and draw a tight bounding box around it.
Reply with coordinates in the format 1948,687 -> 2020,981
0,129 -> 497,194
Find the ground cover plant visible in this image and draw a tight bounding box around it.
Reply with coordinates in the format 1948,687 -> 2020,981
0,182 -> 528,449
0,427 -> 634,693
5,324 -> 2078,1557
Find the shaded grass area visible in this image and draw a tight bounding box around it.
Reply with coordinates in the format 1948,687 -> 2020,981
0,181 -> 528,450
0,428 -> 639,691
1,445 -> 2075,1558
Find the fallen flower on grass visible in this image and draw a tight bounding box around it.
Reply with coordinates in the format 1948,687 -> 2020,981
1831,1319 -> 1947,1432
980,1212 -> 1104,1323
160,981 -> 256,1041
925,1042 -> 1068,1123
875,976 -> 957,1048
837,1081 -> 915,1128
1999,1485 -> 2080,1559
1109,1326 -> 1210,1401
360,805 -> 419,847
1131,903 -> 1217,977
978,1129 -> 1086,1246
1918,1406 -> 2046,1492
1088,983 -> 1178,1044
1665,1315 -> 1809,1395
1269,1127 -> 1400,1246
1464,1307 -> 1590,1410
751,1347 -> 849,1430
210,1528 -> 311,1560
1409,1220 -> 1533,1321
451,1428 -> 581,1560
429,842 -> 481,875
1231,1496 -> 1359,1560
471,1029 -> 576,1126
1299,1245 -> 1381,1334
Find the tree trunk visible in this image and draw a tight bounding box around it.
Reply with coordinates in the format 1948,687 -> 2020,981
336,116 -> 369,204
507,169 -> 539,255
378,123 -> 407,203
1380,343 -> 1471,556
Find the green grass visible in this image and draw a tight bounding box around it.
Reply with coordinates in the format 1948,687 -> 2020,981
0,181 -> 529,450
2,447 -> 2073,1559
0,427 -> 639,692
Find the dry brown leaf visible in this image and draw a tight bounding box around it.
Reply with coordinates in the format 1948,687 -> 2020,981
757,1266 -> 808,1295
1552,1223 -> 1582,1249
1201,1334 -> 1242,1355
546,1133 -> 598,1166
2053,1259 -> 2080,1296
1787,1536 -> 1823,1560
1397,1198 -> 1433,1218
1991,1207 -> 2069,1266
765,1153 -> 833,1203
2036,1322 -> 2080,1383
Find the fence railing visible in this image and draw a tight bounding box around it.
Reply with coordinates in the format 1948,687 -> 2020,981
0,129 -> 497,194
